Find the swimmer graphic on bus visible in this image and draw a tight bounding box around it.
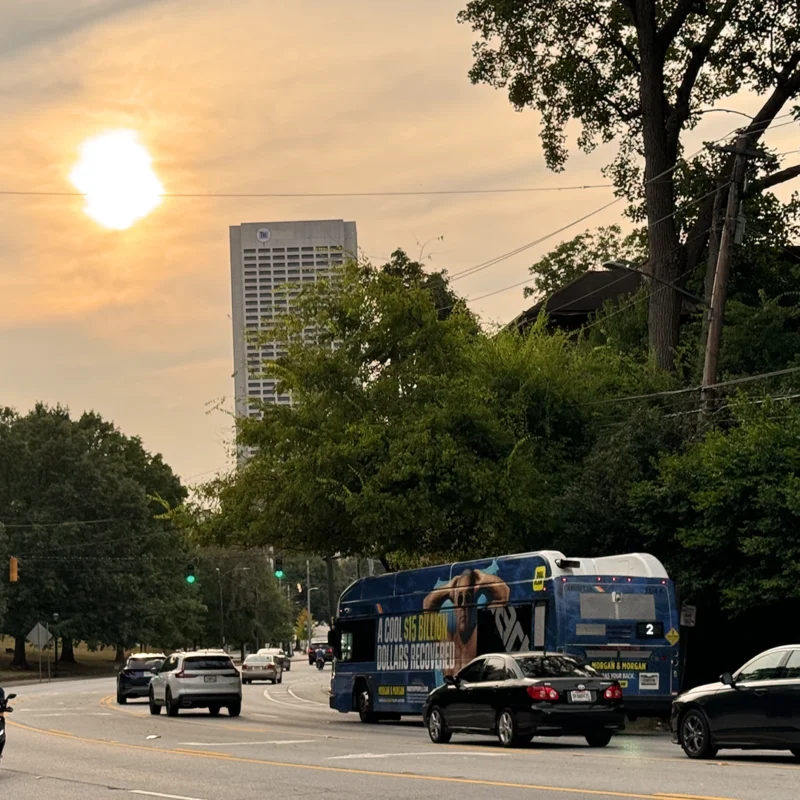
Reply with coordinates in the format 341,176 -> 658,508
423,567 -> 510,675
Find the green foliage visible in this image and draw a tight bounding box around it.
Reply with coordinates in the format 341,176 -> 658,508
632,401 -> 800,614
206,250 -> 668,568
0,404 -> 205,662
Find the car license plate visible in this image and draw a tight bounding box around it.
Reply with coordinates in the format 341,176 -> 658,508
570,690 -> 592,703
204,675 -> 217,683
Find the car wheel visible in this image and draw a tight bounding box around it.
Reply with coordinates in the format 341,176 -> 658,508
149,689 -> 161,716
680,709 -> 717,759
208,705 -> 221,717
277,675 -> 283,684
165,688 -> 179,717
427,707 -> 452,744
791,748 -> 800,761
497,709 -> 524,748
585,730 -> 613,748
116,686 -> 127,705
357,683 -> 377,723
270,678 -> 276,684
228,700 -> 242,717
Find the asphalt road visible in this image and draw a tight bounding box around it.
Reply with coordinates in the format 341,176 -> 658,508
3,660 -> 800,800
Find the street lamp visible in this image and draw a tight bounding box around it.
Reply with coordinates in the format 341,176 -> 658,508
215,566 -> 249,649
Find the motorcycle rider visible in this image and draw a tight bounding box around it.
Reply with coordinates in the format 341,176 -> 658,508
0,687 -> 14,762
315,645 -> 326,670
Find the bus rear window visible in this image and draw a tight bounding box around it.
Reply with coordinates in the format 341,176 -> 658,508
579,593 -> 656,620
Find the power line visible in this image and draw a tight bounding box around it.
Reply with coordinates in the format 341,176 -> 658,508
449,197 -> 623,282
0,517 -> 121,529
0,184 -> 614,199
462,183 -> 728,307
584,365 -> 800,407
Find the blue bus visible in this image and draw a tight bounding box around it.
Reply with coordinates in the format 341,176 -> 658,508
328,550 -> 680,721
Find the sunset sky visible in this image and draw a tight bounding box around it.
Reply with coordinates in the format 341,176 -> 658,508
2,0 -> 798,484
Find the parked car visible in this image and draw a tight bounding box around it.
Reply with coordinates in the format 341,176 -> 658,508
671,644 -> 800,760
308,642 -> 333,665
423,653 -> 625,748
149,650 -> 242,717
258,647 -> 291,672
116,653 -> 166,704
243,654 -> 283,684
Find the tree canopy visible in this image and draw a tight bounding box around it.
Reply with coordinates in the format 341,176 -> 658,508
459,0 -> 800,368
0,404 -> 205,666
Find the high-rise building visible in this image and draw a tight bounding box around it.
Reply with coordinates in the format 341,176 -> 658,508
229,219 -> 357,425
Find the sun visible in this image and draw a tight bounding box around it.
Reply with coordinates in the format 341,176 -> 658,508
69,129 -> 163,230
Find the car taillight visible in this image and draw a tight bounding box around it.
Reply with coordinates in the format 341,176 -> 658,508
603,683 -> 623,701
175,670 -> 197,679
527,685 -> 560,702
241,665 -> 248,670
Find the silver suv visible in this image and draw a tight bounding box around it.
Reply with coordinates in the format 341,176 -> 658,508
149,650 -> 242,717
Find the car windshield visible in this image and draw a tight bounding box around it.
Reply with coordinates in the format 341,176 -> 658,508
184,656 -> 234,670
515,655 -> 600,678
127,657 -> 162,670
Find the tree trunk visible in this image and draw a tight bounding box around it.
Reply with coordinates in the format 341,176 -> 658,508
114,644 -> 126,663
636,0 -> 683,371
11,634 -> 29,669
59,637 -> 76,663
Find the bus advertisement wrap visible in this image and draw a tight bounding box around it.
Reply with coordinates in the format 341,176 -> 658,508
330,550 -> 680,719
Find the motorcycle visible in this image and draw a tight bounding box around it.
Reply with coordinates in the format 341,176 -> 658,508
0,693 -> 17,762
316,656 -> 325,670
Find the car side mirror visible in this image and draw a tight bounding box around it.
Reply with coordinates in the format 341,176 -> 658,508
720,672 -> 735,687
7,693 -> 16,701
444,675 -> 457,686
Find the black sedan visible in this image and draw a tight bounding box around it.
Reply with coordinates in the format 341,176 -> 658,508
671,644 -> 800,760
117,653 -> 166,704
423,653 -> 625,748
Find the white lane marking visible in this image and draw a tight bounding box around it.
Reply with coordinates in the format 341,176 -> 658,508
287,687 -> 323,704
249,712 -> 280,719
130,792 -> 206,800
262,688 -> 318,710
327,751 -> 508,760
179,739 -> 316,747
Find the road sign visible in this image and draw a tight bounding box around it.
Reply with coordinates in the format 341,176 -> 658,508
27,622 -> 52,649
680,604 -> 697,628
665,627 -> 680,646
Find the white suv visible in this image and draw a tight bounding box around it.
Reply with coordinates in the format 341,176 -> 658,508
149,650 -> 242,717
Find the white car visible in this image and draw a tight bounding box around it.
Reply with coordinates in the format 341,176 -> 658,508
149,650 -> 242,717
242,654 -> 283,684
258,647 -> 291,672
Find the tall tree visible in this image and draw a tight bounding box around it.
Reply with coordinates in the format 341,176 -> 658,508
0,405 -> 203,667
459,0 -> 800,368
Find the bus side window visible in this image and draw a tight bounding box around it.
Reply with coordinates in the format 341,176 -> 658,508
533,602 -> 547,649
339,620 -> 376,663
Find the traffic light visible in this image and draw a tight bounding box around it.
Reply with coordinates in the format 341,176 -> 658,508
185,563 -> 196,584
9,556 -> 18,583
297,582 -> 302,594
274,556 -> 284,579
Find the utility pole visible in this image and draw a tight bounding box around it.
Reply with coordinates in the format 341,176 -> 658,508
216,568 -> 224,648
306,559 -> 312,650
702,135 -> 751,407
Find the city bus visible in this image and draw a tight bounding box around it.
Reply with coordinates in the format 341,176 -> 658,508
328,550 -> 680,721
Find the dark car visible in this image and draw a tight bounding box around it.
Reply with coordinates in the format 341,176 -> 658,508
671,644 -> 800,760
308,642 -> 333,665
117,653 -> 166,704
423,653 -> 625,748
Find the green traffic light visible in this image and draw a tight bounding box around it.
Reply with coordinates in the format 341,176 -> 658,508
274,569 -> 285,579
186,574 -> 196,584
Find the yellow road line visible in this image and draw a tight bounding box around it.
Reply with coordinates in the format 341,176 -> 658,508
8,716 -> 741,800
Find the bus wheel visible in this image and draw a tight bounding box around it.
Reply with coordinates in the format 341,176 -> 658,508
356,682 -> 377,723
